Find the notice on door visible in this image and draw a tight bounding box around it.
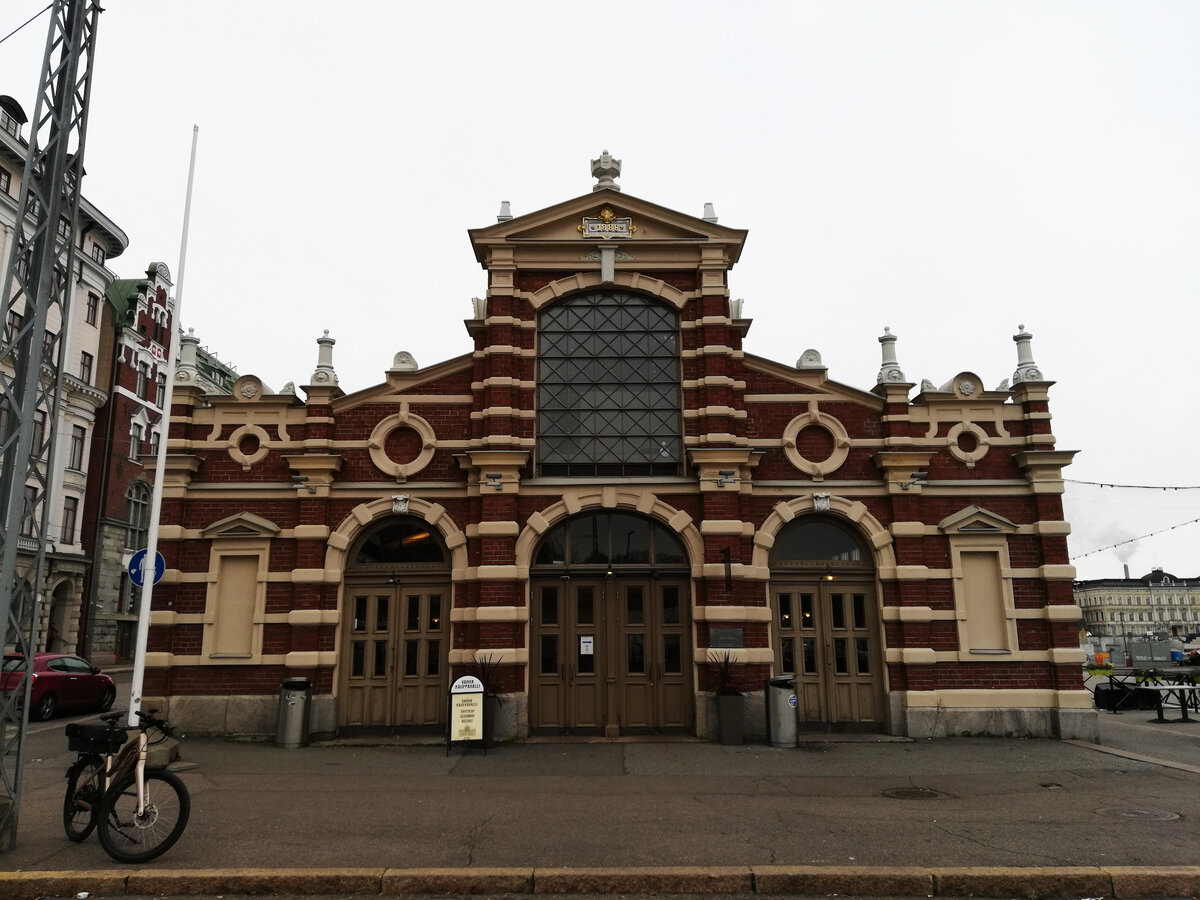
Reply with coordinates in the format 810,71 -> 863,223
580,635 -> 594,656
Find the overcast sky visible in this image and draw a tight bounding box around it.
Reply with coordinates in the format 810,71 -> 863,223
2,1 -> 1197,582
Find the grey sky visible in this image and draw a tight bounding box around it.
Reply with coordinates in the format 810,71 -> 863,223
2,1 -> 1197,581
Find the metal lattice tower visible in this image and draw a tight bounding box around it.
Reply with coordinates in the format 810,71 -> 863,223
0,0 -> 102,851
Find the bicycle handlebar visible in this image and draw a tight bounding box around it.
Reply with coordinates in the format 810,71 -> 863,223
135,707 -> 179,739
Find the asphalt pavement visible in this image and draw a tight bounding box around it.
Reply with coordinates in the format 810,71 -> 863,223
1,663 -> 1198,898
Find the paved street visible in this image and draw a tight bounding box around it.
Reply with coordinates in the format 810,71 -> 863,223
2,667 -> 1197,898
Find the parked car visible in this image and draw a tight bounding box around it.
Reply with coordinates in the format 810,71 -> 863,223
0,652 -> 116,720
1183,648 -> 1200,666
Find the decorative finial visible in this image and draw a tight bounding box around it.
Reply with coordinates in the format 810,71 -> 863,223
702,202 -> 718,223
876,326 -> 906,384
390,351 -> 418,373
591,149 -> 621,192
1011,324 -> 1043,384
796,349 -> 825,370
497,201 -> 512,222
310,330 -> 338,386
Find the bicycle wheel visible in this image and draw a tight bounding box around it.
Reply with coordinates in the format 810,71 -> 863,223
63,754 -> 104,842
96,769 -> 190,863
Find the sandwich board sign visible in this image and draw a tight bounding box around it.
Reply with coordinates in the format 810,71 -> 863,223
446,675 -> 488,755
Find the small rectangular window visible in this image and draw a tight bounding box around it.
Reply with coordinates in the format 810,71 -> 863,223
540,635 -> 558,675
155,373 -> 166,406
540,586 -> 558,626
86,292 -> 99,325
68,425 -> 85,470
0,167 -> 10,194
91,243 -> 105,265
57,217 -> 71,240
20,485 -> 37,537
79,351 -> 93,385
130,423 -> 143,459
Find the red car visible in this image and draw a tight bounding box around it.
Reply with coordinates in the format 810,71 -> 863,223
0,652 -> 116,721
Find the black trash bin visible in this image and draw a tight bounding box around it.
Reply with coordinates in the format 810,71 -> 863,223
276,677 -> 311,748
765,676 -> 798,748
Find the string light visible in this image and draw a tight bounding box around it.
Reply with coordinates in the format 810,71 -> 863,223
1065,479 -> 1200,491
1070,515 -> 1200,560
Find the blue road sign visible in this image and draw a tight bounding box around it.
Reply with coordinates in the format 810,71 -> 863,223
128,549 -> 165,587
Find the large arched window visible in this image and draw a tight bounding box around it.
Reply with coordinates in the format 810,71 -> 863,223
773,516 -> 869,564
353,516 -> 447,565
538,290 -> 681,476
533,511 -> 686,568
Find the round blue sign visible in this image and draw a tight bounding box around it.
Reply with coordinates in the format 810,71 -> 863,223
128,549 -> 165,587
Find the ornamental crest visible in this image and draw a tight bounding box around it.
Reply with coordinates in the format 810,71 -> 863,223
578,207 -> 636,239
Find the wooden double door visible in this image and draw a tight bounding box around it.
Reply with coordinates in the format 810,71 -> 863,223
531,578 -> 693,735
772,579 -> 885,729
338,583 -> 450,729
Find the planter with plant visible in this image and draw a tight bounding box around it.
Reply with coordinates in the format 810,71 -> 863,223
467,653 -> 504,742
708,651 -> 745,745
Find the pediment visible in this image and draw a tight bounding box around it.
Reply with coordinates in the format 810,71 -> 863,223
939,505 -> 1017,535
743,354 -> 886,409
201,511 -> 281,539
469,189 -> 748,264
334,352 -> 474,409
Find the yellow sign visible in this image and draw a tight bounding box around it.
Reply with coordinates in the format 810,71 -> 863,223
450,692 -> 483,742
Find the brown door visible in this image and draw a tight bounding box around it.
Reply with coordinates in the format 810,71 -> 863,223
339,584 -> 449,728
773,580 -> 884,729
531,578 -> 691,735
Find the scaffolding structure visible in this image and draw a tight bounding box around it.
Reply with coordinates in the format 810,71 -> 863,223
0,0 -> 102,851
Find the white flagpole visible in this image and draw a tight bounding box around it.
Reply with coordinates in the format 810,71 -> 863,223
128,125 -> 199,724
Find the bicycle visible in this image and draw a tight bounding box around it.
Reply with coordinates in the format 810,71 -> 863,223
62,707 -> 191,863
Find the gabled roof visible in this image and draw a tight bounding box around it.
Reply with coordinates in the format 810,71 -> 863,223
467,188 -> 748,266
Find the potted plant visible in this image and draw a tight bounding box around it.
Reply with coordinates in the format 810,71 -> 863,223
467,653 -> 504,742
709,651 -> 744,745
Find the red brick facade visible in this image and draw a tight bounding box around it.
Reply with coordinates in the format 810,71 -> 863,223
151,183 -> 1094,742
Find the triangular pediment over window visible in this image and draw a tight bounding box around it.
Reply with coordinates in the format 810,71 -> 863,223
938,505 -> 1017,535
201,511 -> 281,540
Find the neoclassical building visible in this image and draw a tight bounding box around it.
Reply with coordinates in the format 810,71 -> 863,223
148,154 -> 1094,742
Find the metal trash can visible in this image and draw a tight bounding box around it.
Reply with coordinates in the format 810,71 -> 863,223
765,676 -> 798,748
276,677 -> 311,748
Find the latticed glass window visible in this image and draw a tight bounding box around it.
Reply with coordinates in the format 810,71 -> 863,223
538,290 -> 681,476
125,482 -> 151,550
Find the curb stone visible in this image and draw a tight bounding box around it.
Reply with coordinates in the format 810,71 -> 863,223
0,865 -> 1198,898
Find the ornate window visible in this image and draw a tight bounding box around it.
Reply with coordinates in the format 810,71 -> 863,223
537,290 -> 681,476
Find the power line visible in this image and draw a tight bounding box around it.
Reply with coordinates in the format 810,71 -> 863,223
1071,515 -> 1200,560
0,4 -> 51,46
1066,479 -> 1200,491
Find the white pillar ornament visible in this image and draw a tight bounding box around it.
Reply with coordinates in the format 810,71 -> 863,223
876,327 -> 906,384
392,495 -> 411,515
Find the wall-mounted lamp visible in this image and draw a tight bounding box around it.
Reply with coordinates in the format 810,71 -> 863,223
899,470 -> 928,491
290,474 -> 316,494
387,570 -> 399,585
823,565 -> 835,582
484,472 -> 503,490
710,469 -> 738,487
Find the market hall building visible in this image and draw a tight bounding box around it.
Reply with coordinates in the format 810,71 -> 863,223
149,154 -> 1096,743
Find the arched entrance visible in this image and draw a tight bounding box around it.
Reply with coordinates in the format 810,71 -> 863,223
338,516 -> 451,732
769,516 -> 885,731
529,511 -> 693,736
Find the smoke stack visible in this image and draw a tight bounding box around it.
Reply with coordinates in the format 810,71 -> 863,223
1123,563 -> 1130,580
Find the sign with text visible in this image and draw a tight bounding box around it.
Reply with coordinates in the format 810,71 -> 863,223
447,675 -> 486,754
